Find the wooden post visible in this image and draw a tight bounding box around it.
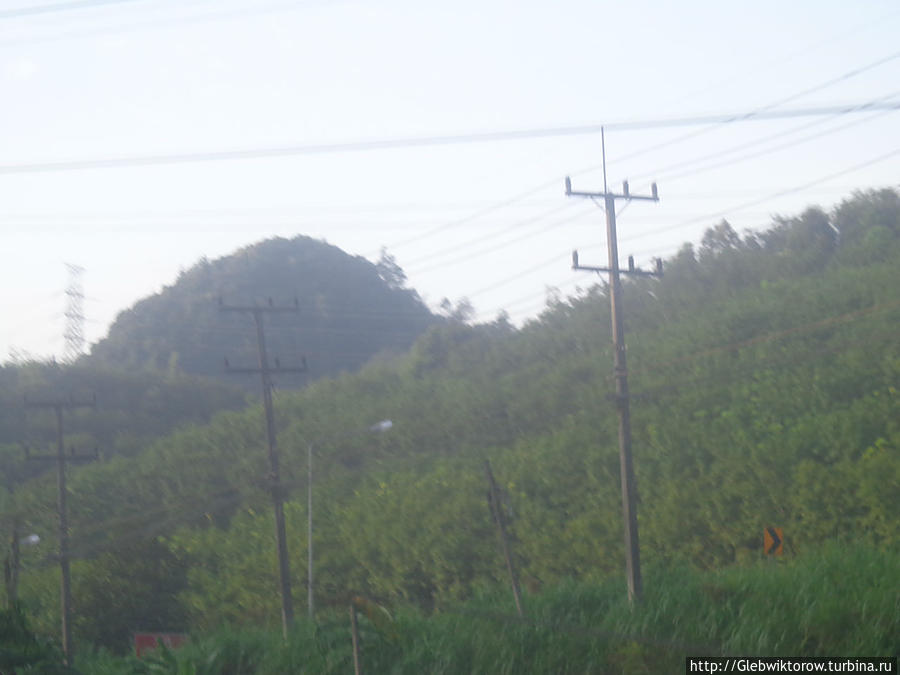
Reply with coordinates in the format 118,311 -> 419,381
349,603 -> 362,675
484,459 -> 524,617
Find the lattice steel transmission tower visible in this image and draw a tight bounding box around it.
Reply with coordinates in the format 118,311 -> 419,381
63,264 -> 85,363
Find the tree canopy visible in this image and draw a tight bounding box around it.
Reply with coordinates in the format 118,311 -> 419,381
3,189 -> 898,652
88,236 -> 438,383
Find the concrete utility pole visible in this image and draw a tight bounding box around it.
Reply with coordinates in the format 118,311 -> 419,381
24,395 -> 98,665
219,298 -> 306,639
565,129 -> 661,605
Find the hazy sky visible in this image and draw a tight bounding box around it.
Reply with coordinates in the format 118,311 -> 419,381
2,0 -> 899,361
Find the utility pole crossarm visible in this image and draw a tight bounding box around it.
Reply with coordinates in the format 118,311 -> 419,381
565,176 -> 659,202
571,252 -> 664,278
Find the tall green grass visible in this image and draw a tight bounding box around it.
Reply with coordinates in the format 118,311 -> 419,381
76,542 -> 899,674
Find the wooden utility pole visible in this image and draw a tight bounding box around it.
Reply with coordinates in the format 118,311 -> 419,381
220,298 -> 306,638
565,130 -> 661,605
24,395 -> 98,665
484,459 -> 524,617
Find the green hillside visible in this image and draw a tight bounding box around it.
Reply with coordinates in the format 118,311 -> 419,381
3,189 -> 898,656
1,236 -> 436,501
88,235 -> 438,382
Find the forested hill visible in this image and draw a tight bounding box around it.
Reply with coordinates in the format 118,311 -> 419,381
88,236 -> 438,382
7,189 -> 899,650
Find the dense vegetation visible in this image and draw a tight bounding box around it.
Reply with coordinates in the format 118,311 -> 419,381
0,363 -> 248,491
2,189 -> 898,666
87,236 -> 438,383
75,543 -> 899,673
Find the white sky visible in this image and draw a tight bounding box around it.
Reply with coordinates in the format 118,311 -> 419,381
2,0 -> 899,361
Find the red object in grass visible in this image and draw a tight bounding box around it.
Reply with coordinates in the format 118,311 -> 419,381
134,632 -> 188,657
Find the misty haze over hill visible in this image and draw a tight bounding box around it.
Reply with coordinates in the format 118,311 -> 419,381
87,236 -> 439,384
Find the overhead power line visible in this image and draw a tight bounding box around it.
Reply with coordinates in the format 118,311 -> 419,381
381,53 -> 900,262
740,49 -> 900,115
576,47 -> 900,181
616,145 -> 900,249
634,98 -> 900,185
0,0 -> 143,19
663,7 -> 900,109
0,0 -> 335,47
1,102 -> 899,177
403,204 -> 588,276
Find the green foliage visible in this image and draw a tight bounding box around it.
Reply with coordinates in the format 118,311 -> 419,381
88,236 -> 437,383
72,539 -> 189,651
76,543 -> 899,673
0,603 -> 70,672
5,189 -> 900,656
0,362 -> 248,494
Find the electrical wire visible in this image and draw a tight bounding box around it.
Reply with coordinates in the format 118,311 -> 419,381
474,145 -> 897,323
2,103 -> 899,177
395,101 -> 899,293
564,48 -> 900,189
664,20 -> 899,116
401,202 -> 579,271
384,99 -> 900,284
404,205 -> 591,276
0,0 -> 344,46
615,146 -> 900,249
0,0 -> 145,19
638,99 -> 900,185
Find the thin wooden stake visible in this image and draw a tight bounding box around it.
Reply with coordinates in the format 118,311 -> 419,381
350,603 -> 362,675
484,459 -> 524,617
